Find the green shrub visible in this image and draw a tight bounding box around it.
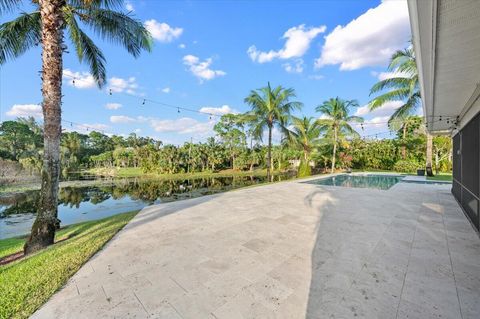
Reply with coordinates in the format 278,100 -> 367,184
393,160 -> 420,173
297,160 -> 311,177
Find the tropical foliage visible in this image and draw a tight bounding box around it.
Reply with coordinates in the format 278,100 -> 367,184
0,0 -> 152,253
244,82 -> 302,181
369,47 -> 420,127
316,97 -> 364,173
1,114 -> 452,183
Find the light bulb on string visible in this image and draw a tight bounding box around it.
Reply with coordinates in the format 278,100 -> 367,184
109,89 -> 112,96
177,108 -> 180,113
142,99 -> 146,106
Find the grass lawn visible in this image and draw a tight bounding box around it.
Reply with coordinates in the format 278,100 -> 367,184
427,172 -> 453,181
0,211 -> 138,319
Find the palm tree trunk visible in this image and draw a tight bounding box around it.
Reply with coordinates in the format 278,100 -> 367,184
331,126 -> 337,174
24,0 -> 64,254
426,132 -> 433,176
402,124 -> 407,159
267,124 -> 272,182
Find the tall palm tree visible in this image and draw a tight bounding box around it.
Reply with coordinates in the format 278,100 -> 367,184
316,97 -> 363,173
286,116 -> 321,162
369,47 -> 420,126
369,47 -> 433,174
0,0 -> 151,253
244,82 -> 302,182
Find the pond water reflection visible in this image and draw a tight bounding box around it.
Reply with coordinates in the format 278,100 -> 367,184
0,173 -> 294,239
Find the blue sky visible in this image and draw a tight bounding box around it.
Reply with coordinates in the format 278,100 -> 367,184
0,0 -> 412,145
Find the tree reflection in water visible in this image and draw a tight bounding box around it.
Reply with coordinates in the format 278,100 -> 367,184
1,172 -> 295,237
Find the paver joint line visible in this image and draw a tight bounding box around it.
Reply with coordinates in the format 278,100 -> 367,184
29,181 -> 480,319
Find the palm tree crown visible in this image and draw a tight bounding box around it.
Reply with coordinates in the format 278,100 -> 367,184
0,0 -> 152,87
316,97 -> 363,135
316,97 -> 363,173
244,82 -> 302,181
286,116 -> 321,161
369,47 -> 420,128
0,0 -> 151,253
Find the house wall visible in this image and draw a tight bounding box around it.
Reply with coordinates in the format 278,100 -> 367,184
452,113 -> 480,231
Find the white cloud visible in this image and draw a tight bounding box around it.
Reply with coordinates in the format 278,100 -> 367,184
125,0 -> 134,11
149,117 -> 215,135
199,105 -> 237,115
373,70 -> 410,81
110,115 -> 137,124
367,116 -> 390,124
183,55 -> 226,82
248,24 -> 326,63
282,59 -> 304,74
355,100 -> 403,117
105,103 -> 122,110
144,20 -> 183,43
178,43 -> 186,49
161,87 -> 171,93
6,104 -> 43,118
315,0 -> 410,70
63,69 -> 96,89
108,76 -> 138,94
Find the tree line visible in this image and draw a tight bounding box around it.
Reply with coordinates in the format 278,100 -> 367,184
0,113 -> 452,179
0,0 -> 450,254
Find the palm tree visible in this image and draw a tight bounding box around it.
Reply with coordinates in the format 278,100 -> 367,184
369,47 -> 433,174
244,82 -> 302,182
316,97 -> 363,173
0,0 -> 152,254
369,47 -> 420,126
286,116 -> 321,162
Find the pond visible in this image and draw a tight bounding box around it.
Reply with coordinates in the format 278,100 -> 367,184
0,173 -> 295,239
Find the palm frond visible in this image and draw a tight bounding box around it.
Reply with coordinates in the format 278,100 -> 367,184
68,0 -> 124,10
387,92 -> 421,128
76,8 -> 152,58
0,11 -> 41,64
369,88 -> 411,110
0,0 -> 21,14
370,77 -> 412,95
346,115 -> 364,123
64,11 -> 107,87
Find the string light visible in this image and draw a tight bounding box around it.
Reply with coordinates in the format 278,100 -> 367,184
60,72 -> 459,136
61,72 -> 219,119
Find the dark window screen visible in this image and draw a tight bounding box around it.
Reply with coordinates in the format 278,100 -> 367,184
453,180 -> 461,201
461,187 -> 479,229
453,132 -> 461,183
461,115 -> 479,197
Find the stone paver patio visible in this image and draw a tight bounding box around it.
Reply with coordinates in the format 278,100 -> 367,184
32,177 -> 480,318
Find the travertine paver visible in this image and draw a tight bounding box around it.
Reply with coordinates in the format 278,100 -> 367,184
32,177 -> 480,319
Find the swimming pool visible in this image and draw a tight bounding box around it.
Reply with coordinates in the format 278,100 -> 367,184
305,174 -> 404,190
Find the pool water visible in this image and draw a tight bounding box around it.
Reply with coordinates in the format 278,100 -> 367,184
305,174 -> 405,190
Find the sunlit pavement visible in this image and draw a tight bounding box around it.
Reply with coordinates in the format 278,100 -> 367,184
32,177 -> 480,318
